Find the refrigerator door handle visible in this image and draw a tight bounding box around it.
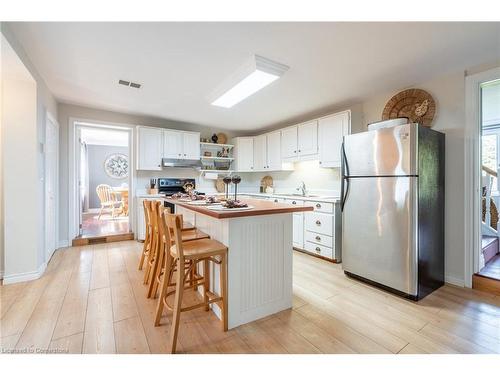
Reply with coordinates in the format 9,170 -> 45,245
341,142 -> 350,212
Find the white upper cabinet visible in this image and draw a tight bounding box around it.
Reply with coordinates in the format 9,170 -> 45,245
297,120 -> 318,157
281,126 -> 298,159
234,137 -> 254,172
266,131 -> 282,171
163,130 -> 183,158
163,130 -> 200,160
137,127 -> 163,170
318,111 -> 350,168
253,135 -> 267,171
182,131 -> 201,160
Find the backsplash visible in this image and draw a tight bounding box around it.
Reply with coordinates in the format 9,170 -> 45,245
136,160 -> 341,197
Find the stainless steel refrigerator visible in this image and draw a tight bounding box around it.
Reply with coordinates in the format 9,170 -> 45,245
341,122 -> 445,300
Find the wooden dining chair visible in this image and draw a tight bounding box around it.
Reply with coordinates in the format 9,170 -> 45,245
96,184 -> 123,219
155,212 -> 228,354
146,207 -> 209,299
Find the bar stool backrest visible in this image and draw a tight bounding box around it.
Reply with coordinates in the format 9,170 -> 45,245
165,213 -> 185,261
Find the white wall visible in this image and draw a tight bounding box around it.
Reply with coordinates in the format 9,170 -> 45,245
1,34 -> 39,282
57,103 -> 240,243
1,24 -> 59,282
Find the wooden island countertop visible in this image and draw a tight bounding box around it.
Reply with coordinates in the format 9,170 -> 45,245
165,197 -> 313,219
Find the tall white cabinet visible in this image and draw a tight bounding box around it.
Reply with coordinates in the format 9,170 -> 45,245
137,127 -> 163,170
234,137 -> 254,172
318,111 -> 350,168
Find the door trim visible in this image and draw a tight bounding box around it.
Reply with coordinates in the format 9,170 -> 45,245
464,67 -> 500,288
68,117 -> 136,242
45,110 -> 59,262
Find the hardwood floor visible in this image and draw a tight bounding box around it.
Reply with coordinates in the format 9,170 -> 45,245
1,240 -> 499,354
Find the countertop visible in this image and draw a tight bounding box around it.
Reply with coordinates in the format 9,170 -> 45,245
136,192 -> 340,203
166,197 -> 313,219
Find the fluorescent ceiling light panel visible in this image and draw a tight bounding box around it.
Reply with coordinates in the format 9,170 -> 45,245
211,55 -> 289,108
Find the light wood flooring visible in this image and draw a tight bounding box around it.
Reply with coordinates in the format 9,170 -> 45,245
1,240 -> 500,354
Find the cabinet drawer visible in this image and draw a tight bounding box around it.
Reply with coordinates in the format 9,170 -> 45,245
308,200 -> 334,213
305,230 -> 333,248
304,212 -> 333,236
283,198 -> 304,206
304,242 -> 333,259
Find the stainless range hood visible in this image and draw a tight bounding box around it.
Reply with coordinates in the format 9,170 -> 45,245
162,158 -> 202,168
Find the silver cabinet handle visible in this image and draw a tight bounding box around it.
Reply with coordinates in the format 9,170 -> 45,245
316,203 -> 321,208
184,153 -> 186,156
292,201 -> 296,204
294,150 -> 297,153
315,247 -> 321,252
315,220 -> 321,225
274,199 -> 278,203
315,235 -> 321,241
298,149 -> 301,152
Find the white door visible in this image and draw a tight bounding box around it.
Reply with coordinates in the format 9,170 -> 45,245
281,126 -> 298,159
163,129 -> 183,159
182,131 -> 201,160
293,213 -> 304,248
297,120 -> 318,157
253,135 -> 267,171
138,127 -> 163,170
319,112 -> 350,167
266,131 -> 282,171
236,137 -> 254,171
45,114 -> 58,261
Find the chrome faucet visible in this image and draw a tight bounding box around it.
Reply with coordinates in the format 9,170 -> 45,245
296,181 -> 307,196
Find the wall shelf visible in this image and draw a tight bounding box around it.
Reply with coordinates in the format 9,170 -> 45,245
200,142 -> 234,148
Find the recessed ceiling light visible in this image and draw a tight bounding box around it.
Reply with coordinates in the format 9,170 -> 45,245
211,55 -> 289,108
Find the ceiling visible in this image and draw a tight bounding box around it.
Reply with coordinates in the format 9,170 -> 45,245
8,22 -> 500,131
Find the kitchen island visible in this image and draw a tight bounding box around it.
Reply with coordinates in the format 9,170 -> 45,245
165,197 -> 313,329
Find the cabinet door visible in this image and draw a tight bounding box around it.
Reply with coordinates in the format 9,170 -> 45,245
236,137 -> 254,171
297,120 -> 318,157
293,213 -> 304,248
137,127 -> 163,170
318,112 -> 350,167
253,135 -> 267,171
163,130 -> 183,158
183,131 -> 200,160
281,126 -> 298,159
267,131 -> 282,171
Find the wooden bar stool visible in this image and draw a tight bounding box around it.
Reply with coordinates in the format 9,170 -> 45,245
141,200 -> 200,281
155,213 -> 228,354
147,207 -> 209,299
138,200 -> 153,270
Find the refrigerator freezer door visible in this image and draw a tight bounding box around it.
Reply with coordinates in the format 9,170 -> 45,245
342,176 -> 418,296
343,123 -> 417,177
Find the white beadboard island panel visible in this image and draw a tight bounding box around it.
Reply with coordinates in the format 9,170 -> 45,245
176,206 -> 293,329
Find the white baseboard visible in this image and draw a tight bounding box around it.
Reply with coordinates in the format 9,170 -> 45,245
58,240 -> 69,248
2,262 -> 47,285
445,274 -> 465,287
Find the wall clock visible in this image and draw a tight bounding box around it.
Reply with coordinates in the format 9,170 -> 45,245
104,153 -> 128,179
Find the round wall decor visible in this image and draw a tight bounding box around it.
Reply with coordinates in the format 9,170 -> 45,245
382,89 -> 436,127
104,153 -> 128,179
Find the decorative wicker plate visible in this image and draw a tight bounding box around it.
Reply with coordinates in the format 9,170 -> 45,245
215,177 -> 226,193
382,89 -> 436,127
217,133 -> 228,144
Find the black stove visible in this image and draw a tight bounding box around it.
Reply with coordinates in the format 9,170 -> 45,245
158,178 -> 196,196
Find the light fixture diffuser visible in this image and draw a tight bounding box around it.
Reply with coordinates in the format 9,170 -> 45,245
211,55 -> 289,108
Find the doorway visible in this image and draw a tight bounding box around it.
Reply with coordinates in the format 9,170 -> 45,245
479,79 -> 500,282
45,112 -> 59,262
75,124 -> 132,240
